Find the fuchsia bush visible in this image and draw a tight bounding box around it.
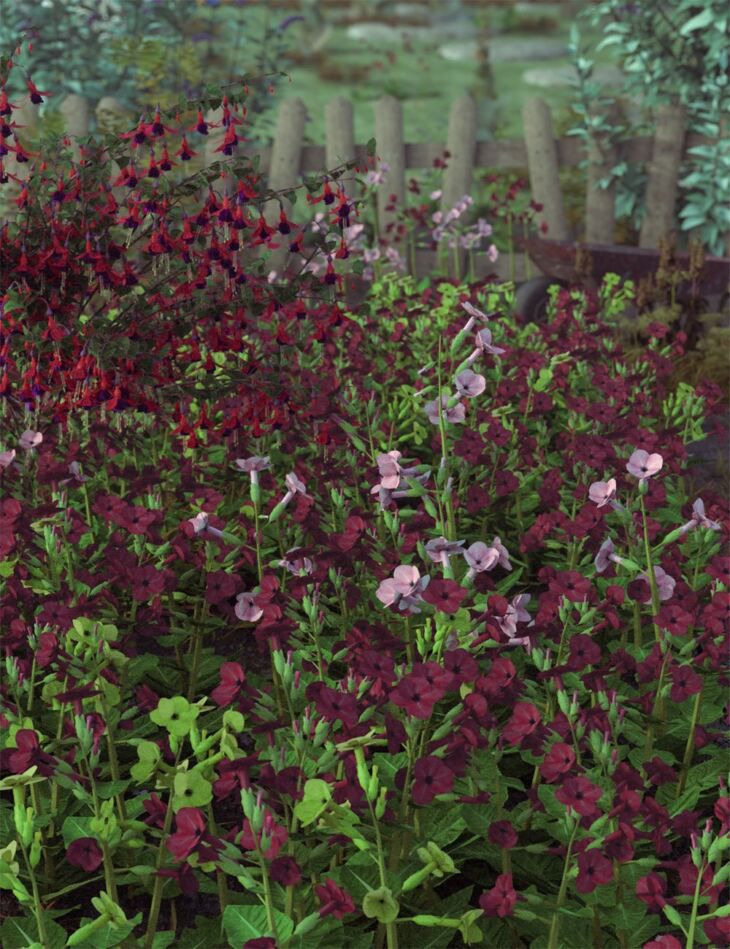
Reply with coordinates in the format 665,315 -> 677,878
1,37 -> 729,949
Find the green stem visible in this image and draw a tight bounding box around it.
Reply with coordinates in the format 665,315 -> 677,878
20,838 -> 49,949
676,688 -> 703,796
547,819 -> 578,949
144,791 -> 176,949
639,494 -> 662,641
685,858 -> 706,949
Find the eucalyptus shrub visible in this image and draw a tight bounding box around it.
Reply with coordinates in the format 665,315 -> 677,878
568,0 -> 730,255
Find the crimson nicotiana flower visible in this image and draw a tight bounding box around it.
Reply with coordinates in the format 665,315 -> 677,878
390,674 -> 441,719
479,873 -> 519,917
555,776 -> 603,818
575,848 -> 613,893
66,837 -> 103,872
421,578 -> 469,614
211,662 -> 246,706
501,703 -> 541,746
626,449 -> 663,481
166,808 -> 222,863
488,820 -> 518,850
315,878 -> 356,919
411,756 -> 454,805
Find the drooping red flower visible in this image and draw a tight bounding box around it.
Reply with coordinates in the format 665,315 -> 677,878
66,837 -> 103,872
211,662 -> 246,707
479,872 -> 519,918
411,756 -> 454,806
575,848 -> 613,893
501,703 -> 541,746
314,878 -> 356,919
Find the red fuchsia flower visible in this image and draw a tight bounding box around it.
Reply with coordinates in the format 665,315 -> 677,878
422,578 -> 469,614
390,673 -> 442,719
66,837 -> 103,872
454,369 -> 486,398
269,855 -> 302,886
235,592 -> 264,623
315,878 -> 356,919
211,662 -> 246,706
643,937 -> 683,949
627,449 -> 663,481
502,703 -> 541,746
488,820 -> 518,850
575,848 -> 613,893
9,730 -> 57,777
479,873 -> 519,917
540,741 -> 576,782
411,755 -> 455,805
166,808 -> 222,863
556,776 -> 603,818
425,393 -> 466,425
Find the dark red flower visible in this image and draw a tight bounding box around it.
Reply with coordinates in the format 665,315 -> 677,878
390,674 -> 441,719
643,936 -> 682,949
555,776 -> 603,818
9,730 -> 57,777
636,872 -> 667,912
157,861 -> 199,897
314,687 -> 359,730
211,662 -> 246,706
488,820 -> 518,850
269,855 -> 302,886
411,756 -> 454,806
501,703 -> 541,746
540,742 -> 576,783
566,634 -> 601,671
575,848 -> 613,893
314,878 -> 356,919
479,873 -> 519,918
548,571 -> 593,603
66,837 -> 103,872
166,808 -> 222,863
421,578 -> 469,614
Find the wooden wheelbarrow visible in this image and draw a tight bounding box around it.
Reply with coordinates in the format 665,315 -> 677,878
513,236 -> 730,325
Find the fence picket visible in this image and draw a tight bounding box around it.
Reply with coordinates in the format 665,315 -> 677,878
374,95 -> 406,248
261,96 -> 307,275
584,103 -> 619,243
639,102 -> 688,249
522,97 -> 569,241
325,96 -> 356,200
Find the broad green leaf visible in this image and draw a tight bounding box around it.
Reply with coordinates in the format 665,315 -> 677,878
0,915 -> 67,949
222,904 -> 293,946
62,816 -> 97,848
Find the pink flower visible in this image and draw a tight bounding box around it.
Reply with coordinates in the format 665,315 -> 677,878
626,449 -> 663,481
19,430 -> 43,451
377,451 -> 405,490
424,537 -> 465,567
187,511 -> 227,541
639,566 -> 675,603
234,592 -> 263,623
589,478 -> 617,507
278,548 -> 313,576
424,393 -> 466,425
486,243 -> 499,262
460,301 -> 495,333
455,369 -> 486,398
490,536 -> 512,570
479,873 -> 519,918
674,498 -> 722,538
0,449 -> 16,469
235,455 -> 270,485
392,565 -> 424,596
463,542 -> 499,581
465,328 -> 505,364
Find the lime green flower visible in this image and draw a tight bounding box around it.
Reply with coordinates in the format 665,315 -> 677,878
362,887 -> 399,924
150,696 -> 199,737
173,770 -> 213,812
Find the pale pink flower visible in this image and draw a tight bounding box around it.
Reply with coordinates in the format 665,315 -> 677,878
19,430 -> 43,451
429,189 -> 442,201
235,591 -> 263,623
425,394 -> 466,425
626,449 -> 663,481
455,369 -> 486,399
424,537 -> 465,567
0,449 -> 17,469
235,455 -> 270,486
188,511 -> 226,540
392,565 -> 423,597
377,451 -> 405,490
279,548 -> 313,576
274,472 -> 310,512
463,542 -> 500,581
376,567 -> 429,614
689,498 -> 721,532
465,328 -> 505,365
490,536 -> 512,570
593,537 -> 636,574
589,478 -> 617,508
639,566 -> 675,603
486,244 -> 499,263
375,578 -> 402,608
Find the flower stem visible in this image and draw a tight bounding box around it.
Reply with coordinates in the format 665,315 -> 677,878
676,687 -> 703,796
144,793 -> 175,949
685,857 -> 706,949
547,818 -> 578,949
639,495 -> 661,641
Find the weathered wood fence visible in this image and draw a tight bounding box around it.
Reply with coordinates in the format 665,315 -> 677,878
9,92 -> 718,280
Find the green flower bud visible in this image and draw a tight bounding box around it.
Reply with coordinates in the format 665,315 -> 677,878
375,786 -> 388,820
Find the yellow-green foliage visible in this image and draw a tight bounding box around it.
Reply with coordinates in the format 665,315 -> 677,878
108,38 -> 205,108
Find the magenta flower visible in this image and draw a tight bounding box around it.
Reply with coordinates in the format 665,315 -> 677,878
454,369 -> 486,398
411,756 -> 454,805
540,742 -> 576,783
626,449 -> 663,481
501,703 -> 541,746
589,478 -> 617,507
556,776 -> 603,818
576,849 -> 613,893
425,393 -> 466,425
235,592 -> 263,623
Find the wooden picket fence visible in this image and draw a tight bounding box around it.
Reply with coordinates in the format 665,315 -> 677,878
9,91 -> 716,281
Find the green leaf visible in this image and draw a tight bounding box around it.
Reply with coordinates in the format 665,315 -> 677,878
62,816 -> 97,848
680,8 -> 715,34
222,904 -> 293,946
366,137 -> 377,157
0,915 -> 67,949
151,932 -> 177,948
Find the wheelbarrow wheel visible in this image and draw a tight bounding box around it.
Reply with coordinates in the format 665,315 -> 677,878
514,276 -> 567,324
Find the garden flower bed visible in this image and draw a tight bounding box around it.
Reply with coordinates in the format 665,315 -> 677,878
0,42 -> 729,949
